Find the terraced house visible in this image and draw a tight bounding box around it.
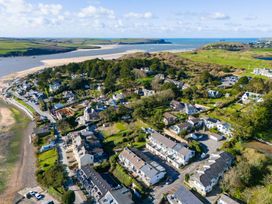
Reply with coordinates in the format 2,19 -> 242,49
189,152 -> 233,196
118,147 -> 166,186
146,132 -> 195,168
76,166 -> 134,204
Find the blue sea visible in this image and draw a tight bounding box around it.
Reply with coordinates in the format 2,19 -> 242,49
0,38 -> 258,77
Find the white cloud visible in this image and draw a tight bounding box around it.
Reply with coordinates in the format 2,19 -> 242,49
125,12 -> 153,19
203,12 -> 230,20
38,3 -> 63,16
78,5 -> 115,19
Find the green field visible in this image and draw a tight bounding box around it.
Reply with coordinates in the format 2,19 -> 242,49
14,97 -> 35,114
38,148 -> 58,171
179,49 -> 272,75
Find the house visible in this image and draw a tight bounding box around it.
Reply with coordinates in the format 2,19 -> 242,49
155,74 -> 165,80
253,68 -> 272,78
188,117 -> 204,130
169,122 -> 193,135
189,152 -> 233,196
165,78 -> 184,88
33,125 -> 51,138
186,132 -> 206,141
68,130 -> 104,168
146,132 -> 195,168
217,194 -> 240,204
142,89 -> 156,97
167,185 -> 203,204
112,93 -> 125,101
170,100 -> 184,111
183,103 -> 199,115
49,81 -> 61,92
220,76 -> 239,88
76,166 -> 133,204
208,90 -> 222,98
241,92 -> 263,104
203,117 -> 232,137
119,147 -> 166,186
163,112 -> 177,126
77,107 -> 100,125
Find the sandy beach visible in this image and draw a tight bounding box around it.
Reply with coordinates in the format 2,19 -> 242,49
0,48 -> 144,94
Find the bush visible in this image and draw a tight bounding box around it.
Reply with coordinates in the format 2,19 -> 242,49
62,190 -> 75,204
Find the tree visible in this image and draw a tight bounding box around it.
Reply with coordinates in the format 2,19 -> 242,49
62,190 -> 75,204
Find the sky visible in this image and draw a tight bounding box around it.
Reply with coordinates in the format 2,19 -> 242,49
0,0 -> 271,38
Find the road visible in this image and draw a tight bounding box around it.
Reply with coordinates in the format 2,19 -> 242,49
13,92 -> 56,123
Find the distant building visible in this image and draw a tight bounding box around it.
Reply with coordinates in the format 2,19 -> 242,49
203,117 -> 232,137
146,132 -> 195,168
253,68 -> 272,78
167,185 -> 203,204
77,107 -> 100,125
165,78 -> 184,88
49,81 -> 61,93
189,152 -> 233,196
170,100 -> 184,111
220,76 -> 239,88
169,122 -> 193,135
119,147 -> 166,186
76,166 -> 134,204
241,92 -> 263,104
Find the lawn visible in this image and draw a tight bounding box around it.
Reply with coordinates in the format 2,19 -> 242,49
38,148 -> 58,171
14,97 -> 36,114
179,49 -> 272,75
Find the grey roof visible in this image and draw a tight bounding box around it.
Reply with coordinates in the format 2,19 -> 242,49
195,152 -> 233,187
140,163 -> 160,179
81,166 -> 112,196
150,132 -> 176,148
173,143 -> 192,156
109,187 -> 134,204
173,186 -> 203,204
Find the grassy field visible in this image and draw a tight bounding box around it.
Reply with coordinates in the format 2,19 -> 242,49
38,148 -> 58,171
179,49 -> 272,75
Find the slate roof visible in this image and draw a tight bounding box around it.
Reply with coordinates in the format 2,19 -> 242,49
150,132 -> 176,148
109,187 -> 134,204
81,166 -> 112,196
173,186 -> 203,204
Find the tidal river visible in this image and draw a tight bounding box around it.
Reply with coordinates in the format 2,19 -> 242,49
0,100 -> 37,203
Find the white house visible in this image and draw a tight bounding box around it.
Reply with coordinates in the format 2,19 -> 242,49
241,92 -> 263,104
119,147 -> 166,186
189,152 -> 233,196
253,68 -> 272,78
146,132 -> 195,168
208,90 -> 222,98
203,117 -> 232,137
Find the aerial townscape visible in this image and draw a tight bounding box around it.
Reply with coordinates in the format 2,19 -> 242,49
0,1 -> 272,204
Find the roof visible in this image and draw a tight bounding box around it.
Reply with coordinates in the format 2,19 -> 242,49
173,144 -> 192,156
150,132 -> 176,149
173,186 -> 203,204
219,194 -> 240,204
163,112 -> 177,119
119,148 -> 145,170
81,166 -> 112,196
109,187 -> 134,204
193,152 -> 233,187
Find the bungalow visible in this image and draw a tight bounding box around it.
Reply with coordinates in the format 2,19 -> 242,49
76,166 -> 133,204
163,112 -> 177,126
169,122 -> 193,135
241,92 -> 263,104
203,117 -> 232,137
167,185 -> 203,204
203,117 -> 220,129
77,107 -> 100,126
217,194 -> 240,204
146,132 -> 195,168
119,147 -> 166,186
189,152 -> 233,196
183,103 -> 199,115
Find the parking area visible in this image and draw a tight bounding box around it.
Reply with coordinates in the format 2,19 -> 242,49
198,135 -> 224,155
17,186 -> 59,204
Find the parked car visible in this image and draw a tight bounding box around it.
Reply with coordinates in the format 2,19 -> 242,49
29,191 -> 37,196
34,193 -> 44,200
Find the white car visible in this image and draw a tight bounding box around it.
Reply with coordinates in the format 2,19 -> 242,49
35,193 -> 43,200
